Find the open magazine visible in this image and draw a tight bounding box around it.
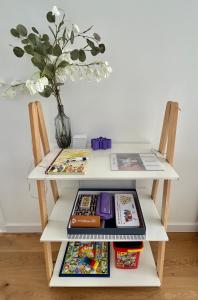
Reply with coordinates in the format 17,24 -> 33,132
110,153 -> 164,171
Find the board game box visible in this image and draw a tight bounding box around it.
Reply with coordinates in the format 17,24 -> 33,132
59,241 -> 110,277
67,189 -> 146,236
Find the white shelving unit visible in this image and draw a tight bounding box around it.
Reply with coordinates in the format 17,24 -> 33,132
28,143 -> 179,287
28,100 -> 179,288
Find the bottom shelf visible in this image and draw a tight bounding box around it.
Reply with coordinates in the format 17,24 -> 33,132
50,241 -> 160,287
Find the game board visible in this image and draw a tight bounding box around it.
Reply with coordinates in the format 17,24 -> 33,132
59,242 -> 110,277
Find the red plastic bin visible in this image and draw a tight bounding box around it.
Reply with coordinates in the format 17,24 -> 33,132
113,242 -> 144,269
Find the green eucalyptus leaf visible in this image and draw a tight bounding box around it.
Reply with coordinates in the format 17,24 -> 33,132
42,34 -> 49,42
45,43 -> 53,54
93,32 -> 101,41
21,38 -> 29,44
91,47 -> 99,56
70,31 -> 74,44
16,24 -> 27,36
24,44 -> 34,55
58,20 -> 64,30
28,33 -> 37,45
70,49 -> 79,60
32,27 -> 39,34
34,44 -> 46,56
79,49 -> 86,62
99,43 -> 105,53
86,39 -> 95,49
39,85 -> 53,97
47,11 -> 55,23
10,28 -> 20,38
58,60 -> 69,68
13,47 -> 24,57
43,63 -> 54,79
31,53 -> 45,71
62,28 -> 67,43
53,44 -> 62,56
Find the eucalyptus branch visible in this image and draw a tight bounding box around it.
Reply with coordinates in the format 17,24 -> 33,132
81,25 -> 93,34
49,26 -> 56,39
8,5 -> 110,100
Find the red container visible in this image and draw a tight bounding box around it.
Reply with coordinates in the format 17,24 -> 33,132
113,242 -> 143,269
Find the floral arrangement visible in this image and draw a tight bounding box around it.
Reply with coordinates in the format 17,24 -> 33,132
2,5 -> 112,105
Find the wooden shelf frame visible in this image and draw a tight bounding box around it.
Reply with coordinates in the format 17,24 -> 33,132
28,100 -> 179,286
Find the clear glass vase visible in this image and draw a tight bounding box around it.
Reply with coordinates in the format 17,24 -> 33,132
55,104 -> 71,148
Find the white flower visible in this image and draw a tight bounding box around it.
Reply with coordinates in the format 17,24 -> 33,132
2,87 -> 16,97
52,5 -> 61,17
94,69 -> 102,82
11,80 -> 21,86
85,66 -> 94,80
26,80 -> 37,95
0,79 -> 5,87
73,24 -> 80,34
35,77 -> 48,93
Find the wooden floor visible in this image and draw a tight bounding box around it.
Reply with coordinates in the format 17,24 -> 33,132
0,233 -> 197,300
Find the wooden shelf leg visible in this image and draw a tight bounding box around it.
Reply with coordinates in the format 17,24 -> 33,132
151,179 -> 159,203
29,102 -> 57,282
157,179 -> 171,283
43,242 -> 53,282
37,180 -> 53,281
50,181 -> 59,202
157,241 -> 166,282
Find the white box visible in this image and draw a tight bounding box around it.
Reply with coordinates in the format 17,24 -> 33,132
72,134 -> 87,149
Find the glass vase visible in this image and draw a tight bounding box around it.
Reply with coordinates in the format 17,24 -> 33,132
55,104 -> 71,148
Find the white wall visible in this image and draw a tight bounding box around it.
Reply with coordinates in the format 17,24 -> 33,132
0,0 -> 198,231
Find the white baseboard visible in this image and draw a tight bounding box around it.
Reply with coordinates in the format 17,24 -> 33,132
167,223 -> 198,232
1,223 -> 197,233
4,223 -> 41,233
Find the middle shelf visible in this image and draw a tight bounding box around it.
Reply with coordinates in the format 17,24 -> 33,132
41,189 -> 168,242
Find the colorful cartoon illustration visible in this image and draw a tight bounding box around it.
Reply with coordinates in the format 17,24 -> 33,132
59,242 -> 109,277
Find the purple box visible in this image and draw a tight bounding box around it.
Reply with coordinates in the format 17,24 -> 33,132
91,137 -> 112,150
91,138 -> 100,150
96,192 -> 114,220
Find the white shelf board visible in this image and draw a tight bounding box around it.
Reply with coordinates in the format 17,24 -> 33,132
28,143 -> 179,181
50,241 -> 160,287
40,189 -> 168,242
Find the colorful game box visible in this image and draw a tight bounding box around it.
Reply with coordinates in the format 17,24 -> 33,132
115,194 -> 140,227
59,242 -> 110,277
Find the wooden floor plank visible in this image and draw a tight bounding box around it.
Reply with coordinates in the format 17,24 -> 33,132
0,233 -> 197,300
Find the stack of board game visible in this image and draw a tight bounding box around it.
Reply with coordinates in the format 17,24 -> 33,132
59,242 -> 110,277
46,149 -> 90,175
67,189 -> 146,236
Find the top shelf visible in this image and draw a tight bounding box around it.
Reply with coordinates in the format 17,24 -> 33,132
28,143 -> 179,181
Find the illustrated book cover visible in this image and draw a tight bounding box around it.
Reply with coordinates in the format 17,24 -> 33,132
110,153 -> 164,171
46,149 -> 90,175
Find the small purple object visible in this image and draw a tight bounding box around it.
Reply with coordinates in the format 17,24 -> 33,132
102,138 -> 108,150
96,192 -> 114,220
106,138 -> 112,149
91,137 -> 112,150
91,138 -> 100,150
